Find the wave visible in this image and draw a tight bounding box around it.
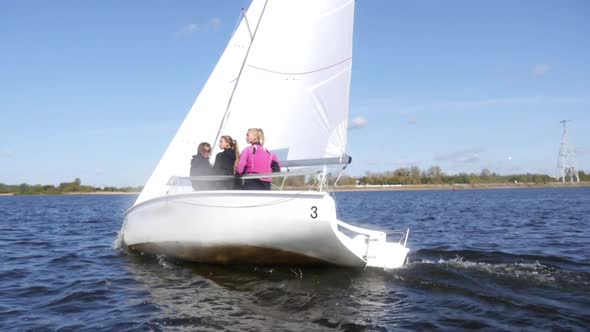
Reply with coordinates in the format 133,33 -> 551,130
404,248 -> 590,291
412,248 -> 588,270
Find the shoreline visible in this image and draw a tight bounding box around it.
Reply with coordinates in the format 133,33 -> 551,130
0,192 -> 139,196
1,182 -> 588,196
330,182 -> 590,192
64,191 -> 139,195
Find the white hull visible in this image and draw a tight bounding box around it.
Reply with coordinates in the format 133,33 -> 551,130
121,191 -> 409,269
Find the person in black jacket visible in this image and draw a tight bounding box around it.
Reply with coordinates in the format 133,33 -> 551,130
190,142 -> 213,190
213,135 -> 240,189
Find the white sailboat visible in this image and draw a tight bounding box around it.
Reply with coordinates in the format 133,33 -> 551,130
120,0 -> 409,269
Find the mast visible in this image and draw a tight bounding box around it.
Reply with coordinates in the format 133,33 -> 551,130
135,0 -> 355,205
212,0 -> 269,153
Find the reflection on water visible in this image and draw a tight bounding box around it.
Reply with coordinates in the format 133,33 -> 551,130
122,246 -> 590,331
124,253 -> 411,330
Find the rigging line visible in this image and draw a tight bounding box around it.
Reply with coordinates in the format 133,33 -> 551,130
229,8 -> 244,38
212,0 -> 269,152
248,57 -> 352,76
243,8 -> 254,40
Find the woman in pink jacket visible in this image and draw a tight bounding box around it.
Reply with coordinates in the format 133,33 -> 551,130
237,128 -> 280,190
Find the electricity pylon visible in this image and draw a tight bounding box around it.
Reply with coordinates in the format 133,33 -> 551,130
557,120 -> 579,183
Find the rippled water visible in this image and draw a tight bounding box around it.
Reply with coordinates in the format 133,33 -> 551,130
1,188 -> 589,331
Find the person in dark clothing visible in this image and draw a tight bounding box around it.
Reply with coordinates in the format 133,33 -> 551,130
213,135 -> 240,190
190,142 -> 213,190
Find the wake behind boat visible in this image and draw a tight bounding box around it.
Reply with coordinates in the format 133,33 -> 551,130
120,0 -> 410,269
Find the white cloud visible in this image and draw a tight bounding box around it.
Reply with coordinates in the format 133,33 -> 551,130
392,158 -> 422,167
462,154 -> 481,163
395,95 -> 590,116
176,23 -> 200,37
434,148 -> 484,164
532,63 -> 551,77
0,148 -> 15,158
210,17 -> 222,30
349,116 -> 368,129
176,18 -> 223,37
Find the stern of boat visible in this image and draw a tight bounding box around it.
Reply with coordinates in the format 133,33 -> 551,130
331,220 -> 410,269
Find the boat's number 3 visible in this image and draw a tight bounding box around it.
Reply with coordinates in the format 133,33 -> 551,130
310,206 -> 318,219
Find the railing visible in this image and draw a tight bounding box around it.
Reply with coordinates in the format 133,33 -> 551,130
280,154 -> 352,169
166,155 -> 352,193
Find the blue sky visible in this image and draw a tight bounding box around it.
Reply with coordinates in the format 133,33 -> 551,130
1,0 -> 589,187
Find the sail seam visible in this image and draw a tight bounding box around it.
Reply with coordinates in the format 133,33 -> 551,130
248,57 -> 352,76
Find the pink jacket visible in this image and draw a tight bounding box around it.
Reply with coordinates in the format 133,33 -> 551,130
237,144 -> 280,182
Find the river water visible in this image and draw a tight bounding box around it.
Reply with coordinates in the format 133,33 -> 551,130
1,188 -> 588,331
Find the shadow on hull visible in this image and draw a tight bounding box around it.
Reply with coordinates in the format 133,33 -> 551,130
128,242 -> 337,266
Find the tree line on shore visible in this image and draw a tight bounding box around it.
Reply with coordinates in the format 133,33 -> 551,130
344,166 -> 590,186
282,166 -> 590,187
2,167 -> 588,194
0,178 -> 142,195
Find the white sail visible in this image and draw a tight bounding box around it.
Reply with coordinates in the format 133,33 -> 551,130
135,1 -> 267,205
136,0 -> 355,205
218,0 -> 354,160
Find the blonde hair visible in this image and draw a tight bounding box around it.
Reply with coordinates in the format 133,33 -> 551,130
248,128 -> 265,145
